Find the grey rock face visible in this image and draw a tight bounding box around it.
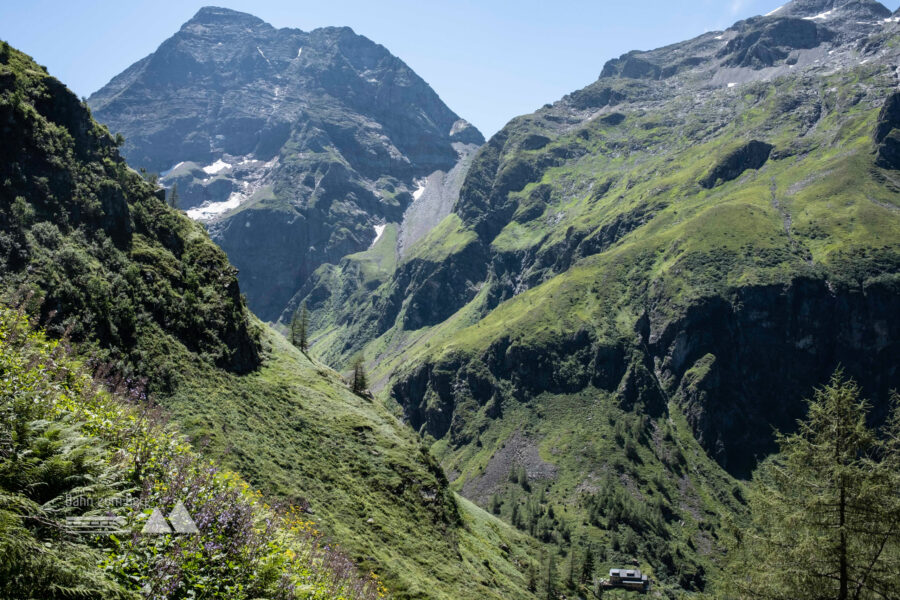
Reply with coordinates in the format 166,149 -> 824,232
699,140 -> 774,188
89,6 -> 483,320
396,143 -> 481,259
875,92 -> 900,168
772,0 -> 891,20
598,0 -> 892,81
718,18 -> 829,68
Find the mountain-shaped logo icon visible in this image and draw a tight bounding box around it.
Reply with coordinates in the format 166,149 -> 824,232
141,501 -> 199,534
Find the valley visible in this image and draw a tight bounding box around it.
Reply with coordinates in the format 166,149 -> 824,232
3,1 -> 900,598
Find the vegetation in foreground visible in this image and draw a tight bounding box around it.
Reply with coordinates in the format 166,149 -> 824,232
716,372 -> 900,599
0,306 -> 387,599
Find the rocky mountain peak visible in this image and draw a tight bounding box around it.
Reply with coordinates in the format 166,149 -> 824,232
767,0 -> 891,20
186,6 -> 269,27
89,9 -> 483,321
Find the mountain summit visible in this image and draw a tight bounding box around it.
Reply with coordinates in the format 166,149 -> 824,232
90,6 -> 480,174
769,0 -> 892,19
89,7 -> 483,319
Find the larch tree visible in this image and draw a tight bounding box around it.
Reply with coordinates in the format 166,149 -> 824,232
720,371 -> 900,599
544,551 -> 556,600
290,303 -> 309,353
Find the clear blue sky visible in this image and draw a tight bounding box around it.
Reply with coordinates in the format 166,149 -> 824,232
3,0 -> 897,137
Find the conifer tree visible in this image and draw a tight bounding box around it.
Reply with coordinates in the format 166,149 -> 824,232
290,303 -> 310,352
580,544 -> 595,584
299,303 -> 309,352
489,493 -> 501,515
720,371 -> 900,599
290,310 -> 300,348
139,168 -> 159,186
168,182 -> 179,209
351,356 -> 368,395
544,552 -> 556,600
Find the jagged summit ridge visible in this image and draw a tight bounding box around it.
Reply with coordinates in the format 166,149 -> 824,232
89,8 -> 481,174
188,5 -> 267,23
768,0 -> 891,20
597,0 -> 895,82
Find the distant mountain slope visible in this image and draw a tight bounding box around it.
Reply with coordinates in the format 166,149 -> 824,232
298,0 -> 900,592
89,7 -> 483,320
1,41 -> 539,600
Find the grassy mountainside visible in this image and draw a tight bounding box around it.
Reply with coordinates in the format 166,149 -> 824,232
298,3 -> 900,593
162,322 -> 543,600
0,41 -> 542,599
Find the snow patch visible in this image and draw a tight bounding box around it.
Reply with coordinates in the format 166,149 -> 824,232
727,82 -> 738,88
412,180 -> 426,201
296,47 -> 303,57
804,10 -> 834,21
202,159 -> 231,175
161,161 -> 185,178
714,34 -> 724,40
257,46 -> 271,64
765,5 -> 784,16
884,17 -> 900,24
186,192 -> 242,220
371,224 -> 386,247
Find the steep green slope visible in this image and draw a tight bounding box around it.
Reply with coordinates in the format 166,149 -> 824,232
163,322 -> 543,600
0,41 -> 261,379
0,41 -> 541,600
299,2 -> 900,593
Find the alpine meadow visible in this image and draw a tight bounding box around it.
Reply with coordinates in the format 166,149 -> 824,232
2,1 -> 900,599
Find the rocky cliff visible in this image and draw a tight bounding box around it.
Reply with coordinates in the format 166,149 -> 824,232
89,7 -> 483,320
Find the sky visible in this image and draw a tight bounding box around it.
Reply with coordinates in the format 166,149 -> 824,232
2,0 -> 898,137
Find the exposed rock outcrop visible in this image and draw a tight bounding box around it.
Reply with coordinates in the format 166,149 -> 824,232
875,92 -> 900,169
699,140 -> 774,188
